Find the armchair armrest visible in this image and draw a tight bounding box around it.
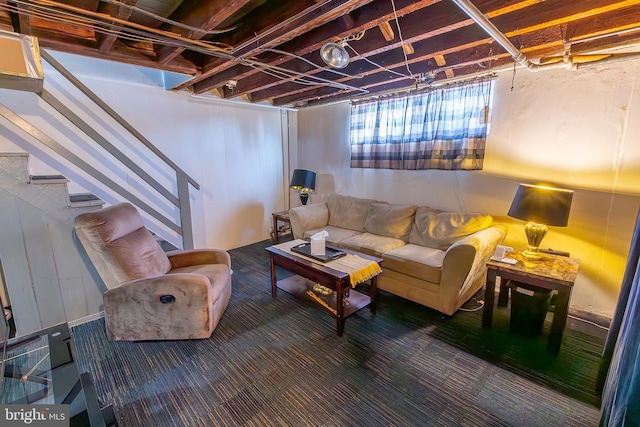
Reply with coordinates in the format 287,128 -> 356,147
103,273 -> 214,340
439,225 -> 507,314
167,249 -> 231,269
289,203 -> 329,239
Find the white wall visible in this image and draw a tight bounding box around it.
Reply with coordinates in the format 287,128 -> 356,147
0,51 -> 293,330
296,57 -> 640,319
0,51 -> 293,251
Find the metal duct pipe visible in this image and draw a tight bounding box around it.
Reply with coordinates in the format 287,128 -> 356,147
450,0 -> 574,71
576,52 -> 640,68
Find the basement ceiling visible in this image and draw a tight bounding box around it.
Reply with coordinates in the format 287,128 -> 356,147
2,0 -> 640,108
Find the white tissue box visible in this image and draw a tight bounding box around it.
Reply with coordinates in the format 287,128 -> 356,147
310,230 -> 328,256
311,237 -> 325,255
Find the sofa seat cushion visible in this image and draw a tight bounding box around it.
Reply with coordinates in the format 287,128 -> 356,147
382,244 -> 445,284
304,226 -> 362,244
409,206 -> 493,250
327,193 -> 381,232
169,263 -> 231,301
340,232 -> 406,256
364,203 -> 417,241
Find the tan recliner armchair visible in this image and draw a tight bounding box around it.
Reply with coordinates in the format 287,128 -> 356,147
74,202 -> 232,341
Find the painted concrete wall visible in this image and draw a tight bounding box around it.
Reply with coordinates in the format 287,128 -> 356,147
0,52 -> 293,331
0,51 -> 292,251
296,57 -> 640,319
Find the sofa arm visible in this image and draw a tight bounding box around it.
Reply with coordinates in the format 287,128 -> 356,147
103,273 -> 214,340
167,249 -> 231,269
289,203 -> 330,239
439,225 -> 507,314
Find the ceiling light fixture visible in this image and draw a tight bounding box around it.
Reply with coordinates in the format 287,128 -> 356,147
320,42 -> 350,69
320,30 -> 366,69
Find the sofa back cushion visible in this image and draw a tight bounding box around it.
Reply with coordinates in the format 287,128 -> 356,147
409,206 -> 493,249
327,193 -> 380,232
364,203 -> 417,241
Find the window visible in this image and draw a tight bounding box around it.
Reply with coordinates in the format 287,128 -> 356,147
350,77 -> 493,170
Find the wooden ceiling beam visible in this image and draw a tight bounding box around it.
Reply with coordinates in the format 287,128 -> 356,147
248,0 -> 640,104
378,21 -> 394,41
17,2 -> 31,35
37,38 -> 197,75
155,0 -> 251,65
252,44 -> 502,104
191,0 -> 534,94
186,0 -> 437,92
225,26 -> 490,100
195,0 -> 374,75
97,0 -> 138,54
0,0 -> 12,32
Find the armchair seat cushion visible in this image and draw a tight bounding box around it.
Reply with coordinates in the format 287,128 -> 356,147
170,263 -> 231,301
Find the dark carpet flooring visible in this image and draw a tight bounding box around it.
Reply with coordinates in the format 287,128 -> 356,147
70,239 -> 605,426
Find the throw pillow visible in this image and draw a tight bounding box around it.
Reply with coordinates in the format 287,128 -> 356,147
327,193 -> 381,231
364,203 -> 417,241
409,206 -> 493,249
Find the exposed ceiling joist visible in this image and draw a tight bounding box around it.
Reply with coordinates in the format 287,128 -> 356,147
1,0 -> 639,107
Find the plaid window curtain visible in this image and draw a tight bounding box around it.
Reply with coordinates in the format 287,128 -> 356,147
350,77 -> 492,170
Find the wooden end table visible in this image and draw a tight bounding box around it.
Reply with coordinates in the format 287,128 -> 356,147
271,210 -> 291,244
266,242 -> 382,336
483,251 -> 580,355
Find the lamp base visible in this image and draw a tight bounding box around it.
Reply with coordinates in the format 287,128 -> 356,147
521,221 -> 548,262
299,192 -> 309,205
521,247 -> 543,261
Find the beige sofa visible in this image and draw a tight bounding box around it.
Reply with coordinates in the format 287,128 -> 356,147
289,193 -> 506,316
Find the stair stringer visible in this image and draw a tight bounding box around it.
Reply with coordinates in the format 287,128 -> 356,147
0,152 -> 106,335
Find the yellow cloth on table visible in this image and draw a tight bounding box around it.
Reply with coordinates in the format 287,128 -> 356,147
274,239 -> 382,287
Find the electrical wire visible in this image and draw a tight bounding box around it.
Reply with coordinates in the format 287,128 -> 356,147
264,48 -> 364,79
458,299 -> 485,312
390,0 -> 415,79
345,43 -> 412,79
98,0 -> 238,35
0,0 -> 369,94
567,314 -> 610,331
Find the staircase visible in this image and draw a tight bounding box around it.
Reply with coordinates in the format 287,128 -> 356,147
0,49 -> 200,337
0,152 -> 106,336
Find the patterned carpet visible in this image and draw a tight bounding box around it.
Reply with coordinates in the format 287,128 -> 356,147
70,240 -> 605,426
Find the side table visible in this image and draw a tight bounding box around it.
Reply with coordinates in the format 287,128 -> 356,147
1,322 -> 116,426
271,210 -> 291,244
483,251 -> 580,355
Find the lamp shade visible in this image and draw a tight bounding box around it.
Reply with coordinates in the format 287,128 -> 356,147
508,184 -> 573,226
289,169 -> 316,192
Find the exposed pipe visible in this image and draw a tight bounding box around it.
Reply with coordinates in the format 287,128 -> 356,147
450,0 -> 574,72
577,52 -> 640,68
569,26 -> 640,47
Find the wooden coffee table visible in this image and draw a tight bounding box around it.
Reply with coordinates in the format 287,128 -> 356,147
266,243 -> 382,336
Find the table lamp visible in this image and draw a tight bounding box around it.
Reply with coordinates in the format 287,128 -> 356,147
507,184 -> 573,261
290,169 -> 316,205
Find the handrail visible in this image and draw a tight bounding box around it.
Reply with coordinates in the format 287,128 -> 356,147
23,50 -> 198,249
40,51 -> 200,190
0,103 -> 182,234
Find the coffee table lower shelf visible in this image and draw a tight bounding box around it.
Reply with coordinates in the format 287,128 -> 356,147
277,275 -> 371,318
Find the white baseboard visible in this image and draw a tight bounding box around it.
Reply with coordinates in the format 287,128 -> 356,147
68,311 -> 104,327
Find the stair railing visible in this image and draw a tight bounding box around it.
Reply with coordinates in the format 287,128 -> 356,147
1,50 -> 199,249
